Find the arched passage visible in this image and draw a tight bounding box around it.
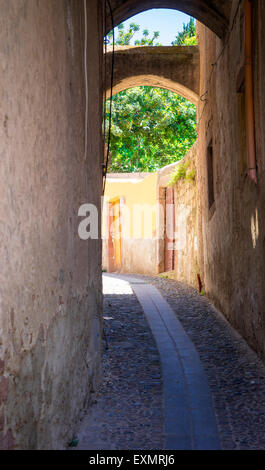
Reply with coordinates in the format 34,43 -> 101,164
106,0 -> 232,38
107,75 -> 199,104
105,45 -> 200,104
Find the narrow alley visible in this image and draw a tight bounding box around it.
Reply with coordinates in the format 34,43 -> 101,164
73,274 -> 265,451
2,0 -> 265,452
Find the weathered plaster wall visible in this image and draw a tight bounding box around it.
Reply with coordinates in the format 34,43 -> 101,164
173,149 -> 198,287
121,238 -> 157,275
157,144 -> 198,287
197,0 -> 265,361
0,0 -> 103,449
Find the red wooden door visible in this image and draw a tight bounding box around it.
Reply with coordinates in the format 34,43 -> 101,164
164,187 -> 175,272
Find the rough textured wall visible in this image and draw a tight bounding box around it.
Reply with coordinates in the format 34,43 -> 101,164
158,144 -> 198,287
0,0 -> 103,449
197,0 -> 265,361
103,236 -> 157,275
120,239 -> 157,275
173,147 -> 198,287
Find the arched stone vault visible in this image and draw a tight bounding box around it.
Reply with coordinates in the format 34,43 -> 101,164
105,45 -> 200,104
106,0 -> 232,38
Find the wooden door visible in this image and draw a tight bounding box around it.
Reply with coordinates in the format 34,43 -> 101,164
107,202 -> 115,272
112,200 -> 121,270
164,187 -> 175,272
108,199 -> 121,272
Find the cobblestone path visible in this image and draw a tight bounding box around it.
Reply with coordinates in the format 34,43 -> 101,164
73,275 -> 164,450
72,274 -> 265,450
139,275 -> 265,450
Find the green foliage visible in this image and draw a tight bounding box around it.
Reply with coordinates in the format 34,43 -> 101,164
159,271 -> 175,279
186,168 -> 196,181
172,18 -> 197,46
107,23 -> 161,46
180,35 -> 197,46
168,160 -> 196,186
105,87 -> 197,173
159,273 -> 169,279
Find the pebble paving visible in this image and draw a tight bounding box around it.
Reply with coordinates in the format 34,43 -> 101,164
73,276 -> 164,450
135,274 -> 265,450
73,274 -> 265,450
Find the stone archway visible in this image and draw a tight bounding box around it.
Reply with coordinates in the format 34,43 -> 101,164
105,45 -> 200,104
106,0 -> 232,38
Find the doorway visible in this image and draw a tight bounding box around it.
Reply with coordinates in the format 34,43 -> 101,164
164,187 -> 175,272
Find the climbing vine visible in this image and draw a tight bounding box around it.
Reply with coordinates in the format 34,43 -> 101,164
168,160 -> 196,186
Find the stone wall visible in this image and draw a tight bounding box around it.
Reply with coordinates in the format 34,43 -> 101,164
157,144 -> 198,287
173,147 -> 198,288
197,0 -> 265,361
105,45 -> 200,104
0,0 -> 103,449
107,0 -> 231,39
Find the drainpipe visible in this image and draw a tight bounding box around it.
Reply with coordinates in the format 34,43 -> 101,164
245,0 -> 257,184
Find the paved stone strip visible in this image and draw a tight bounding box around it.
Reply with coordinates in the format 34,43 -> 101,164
128,277 -> 220,450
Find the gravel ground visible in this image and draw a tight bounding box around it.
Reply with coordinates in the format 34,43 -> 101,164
132,274 -> 265,450
73,276 -> 164,450
73,274 -> 265,451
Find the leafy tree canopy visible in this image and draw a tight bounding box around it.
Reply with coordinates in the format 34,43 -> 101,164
105,87 -> 197,173
107,23 -> 161,46
171,18 -> 197,45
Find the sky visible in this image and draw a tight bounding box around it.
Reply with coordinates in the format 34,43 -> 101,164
114,9 -> 194,46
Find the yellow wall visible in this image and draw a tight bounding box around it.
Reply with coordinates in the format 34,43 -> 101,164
103,172 -> 158,240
